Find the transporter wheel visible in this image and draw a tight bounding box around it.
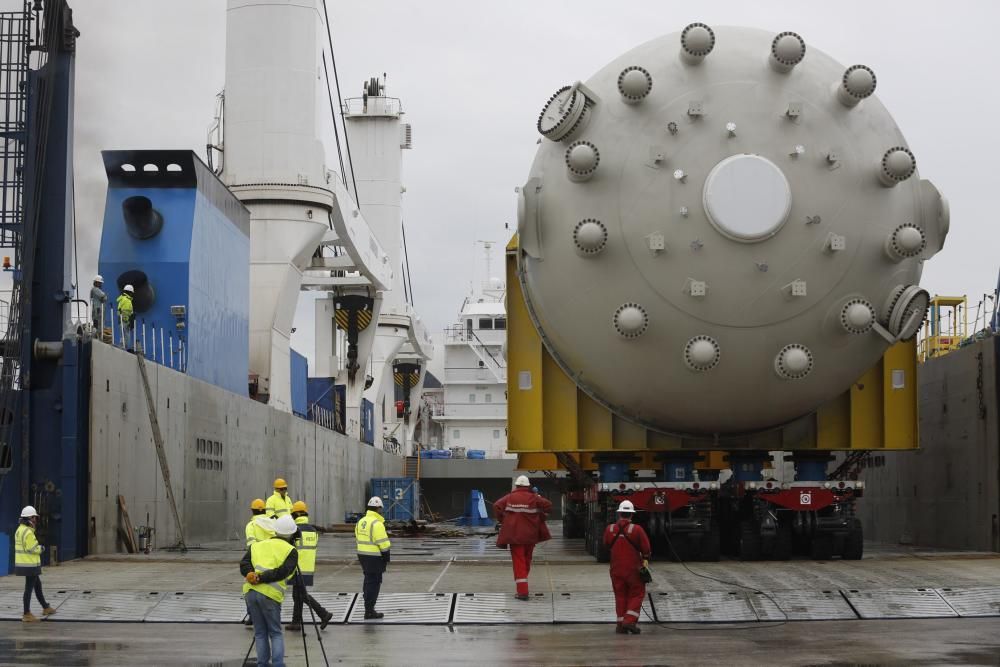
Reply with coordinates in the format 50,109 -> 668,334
809,534 -> 835,561
842,518 -> 864,560
593,518 -> 611,563
664,532 -> 690,561
738,520 -> 763,561
562,511 -> 576,539
772,523 -> 793,561
701,526 -> 721,562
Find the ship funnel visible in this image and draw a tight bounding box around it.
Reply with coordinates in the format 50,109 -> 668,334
116,270 -> 155,313
122,195 -> 163,239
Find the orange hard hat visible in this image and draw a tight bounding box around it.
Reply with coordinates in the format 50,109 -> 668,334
250,498 -> 265,511
292,501 -> 308,514
273,478 -> 288,489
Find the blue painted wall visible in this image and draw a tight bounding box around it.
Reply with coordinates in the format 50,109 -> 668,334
290,349 -> 308,418
97,151 -> 250,395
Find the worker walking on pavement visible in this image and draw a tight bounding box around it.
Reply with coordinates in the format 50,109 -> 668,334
287,501 -> 333,631
116,284 -> 135,351
266,478 -> 294,519
355,496 -> 391,619
15,506 -> 57,622
90,275 -> 107,331
604,500 -> 652,635
493,475 -> 552,600
240,515 -> 299,667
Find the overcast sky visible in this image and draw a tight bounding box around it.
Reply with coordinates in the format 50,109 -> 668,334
9,0 -> 1000,370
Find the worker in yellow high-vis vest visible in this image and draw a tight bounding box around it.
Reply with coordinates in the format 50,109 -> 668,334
286,501 -> 333,632
355,496 -> 391,619
265,478 -> 294,519
15,506 -> 57,622
240,515 -> 298,667
242,499 -> 271,627
245,498 -> 269,547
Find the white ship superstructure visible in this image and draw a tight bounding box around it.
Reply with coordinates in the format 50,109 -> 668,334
435,275 -> 509,459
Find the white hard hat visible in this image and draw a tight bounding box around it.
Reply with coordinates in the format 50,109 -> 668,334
515,475 -> 530,487
20,505 -> 39,518
617,500 -> 635,513
94,274 -> 103,283
367,496 -> 383,509
253,516 -> 277,537
274,515 -> 297,537
124,284 -> 135,293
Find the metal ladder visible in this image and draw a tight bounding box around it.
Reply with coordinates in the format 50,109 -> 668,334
0,7 -> 33,499
135,352 -> 187,551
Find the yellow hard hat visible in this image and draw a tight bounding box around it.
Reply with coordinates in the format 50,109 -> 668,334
292,501 -> 308,514
273,477 -> 288,489
250,498 -> 265,511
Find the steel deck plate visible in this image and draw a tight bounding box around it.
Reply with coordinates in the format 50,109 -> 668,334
650,591 -> 757,623
935,587 -> 1000,617
0,588 -> 74,620
748,590 -> 858,621
842,588 -> 958,619
144,591 -> 248,623
47,591 -> 166,622
552,592 -> 620,623
346,592 -> 453,624
281,592 -> 357,624
452,593 -> 553,624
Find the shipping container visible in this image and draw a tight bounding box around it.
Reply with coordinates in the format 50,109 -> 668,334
370,477 -> 420,521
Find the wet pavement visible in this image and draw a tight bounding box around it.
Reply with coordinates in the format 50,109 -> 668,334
0,530 -> 999,664
2,618 -> 1000,666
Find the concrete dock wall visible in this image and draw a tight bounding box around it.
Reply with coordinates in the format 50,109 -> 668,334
855,337 -> 1000,551
89,342 -> 400,553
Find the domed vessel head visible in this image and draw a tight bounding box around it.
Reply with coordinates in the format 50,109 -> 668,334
517,24 -> 949,436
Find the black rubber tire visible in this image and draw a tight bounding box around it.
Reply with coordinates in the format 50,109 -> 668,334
665,532 -> 689,562
593,518 -> 611,563
701,526 -> 721,562
562,512 -> 576,539
842,519 -> 864,560
772,523 -> 793,561
809,534 -> 834,561
739,520 -> 762,561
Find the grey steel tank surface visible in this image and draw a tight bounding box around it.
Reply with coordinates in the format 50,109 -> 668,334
518,24 -> 949,435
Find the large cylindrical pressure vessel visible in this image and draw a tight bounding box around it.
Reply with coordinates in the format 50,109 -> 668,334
518,25 -> 949,436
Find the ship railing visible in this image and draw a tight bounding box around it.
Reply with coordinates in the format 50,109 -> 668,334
104,306 -> 186,373
381,435 -> 403,456
342,96 -> 402,117
308,403 -> 345,435
431,403 -> 506,418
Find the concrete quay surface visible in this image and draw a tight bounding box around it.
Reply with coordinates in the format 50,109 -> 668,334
0,531 -> 999,665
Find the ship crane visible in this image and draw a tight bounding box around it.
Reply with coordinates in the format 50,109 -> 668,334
220,0 -> 429,442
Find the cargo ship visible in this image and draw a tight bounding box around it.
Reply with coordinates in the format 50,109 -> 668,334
0,0 -> 434,558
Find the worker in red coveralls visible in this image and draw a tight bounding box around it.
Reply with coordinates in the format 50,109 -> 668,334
604,500 -> 651,634
494,475 -> 552,600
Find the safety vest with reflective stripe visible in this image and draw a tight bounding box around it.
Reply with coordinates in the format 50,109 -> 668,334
245,517 -> 272,547
294,515 -> 319,585
14,523 -> 43,575
242,538 -> 295,604
116,293 -> 133,322
265,492 -> 294,519
355,510 -> 391,556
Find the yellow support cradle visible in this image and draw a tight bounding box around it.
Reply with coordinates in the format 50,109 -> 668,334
506,235 -> 919,473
